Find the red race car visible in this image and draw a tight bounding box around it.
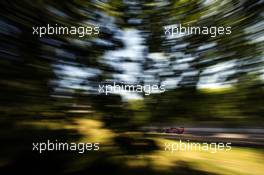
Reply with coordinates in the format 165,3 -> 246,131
161,127 -> 184,134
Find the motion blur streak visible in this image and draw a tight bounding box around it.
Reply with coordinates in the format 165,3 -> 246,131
0,0 -> 263,175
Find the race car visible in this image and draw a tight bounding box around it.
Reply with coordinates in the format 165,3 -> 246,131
160,127 -> 184,134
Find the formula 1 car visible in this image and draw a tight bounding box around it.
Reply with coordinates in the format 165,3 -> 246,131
160,127 -> 184,134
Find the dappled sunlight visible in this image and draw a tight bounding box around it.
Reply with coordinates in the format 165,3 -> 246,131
144,139 -> 264,175
18,118 -> 116,143
0,0 -> 263,174
74,119 -> 116,143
